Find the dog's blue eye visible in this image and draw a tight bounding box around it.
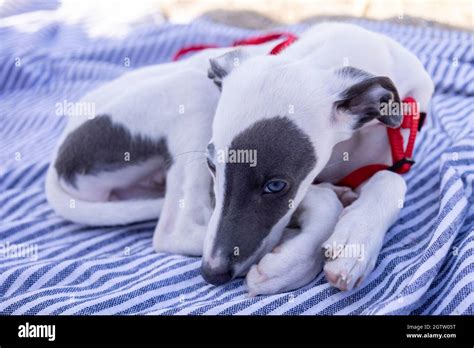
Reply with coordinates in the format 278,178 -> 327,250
263,180 -> 287,194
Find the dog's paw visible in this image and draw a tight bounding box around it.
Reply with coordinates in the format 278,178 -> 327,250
315,183 -> 359,207
322,215 -> 379,291
245,251 -> 291,296
246,246 -> 304,296
246,264 -> 269,297
246,246 -> 318,296
323,252 -> 376,291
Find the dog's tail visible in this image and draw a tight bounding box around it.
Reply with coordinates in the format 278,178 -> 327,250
45,167 -> 163,226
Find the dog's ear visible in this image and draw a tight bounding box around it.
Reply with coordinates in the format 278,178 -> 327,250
208,49 -> 249,90
333,67 -> 402,129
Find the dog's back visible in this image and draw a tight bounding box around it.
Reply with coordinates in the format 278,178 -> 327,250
287,23 -> 434,110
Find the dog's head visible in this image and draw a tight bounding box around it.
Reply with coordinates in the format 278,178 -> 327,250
201,49 -> 402,285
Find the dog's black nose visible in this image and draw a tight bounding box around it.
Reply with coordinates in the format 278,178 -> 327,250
201,264 -> 233,285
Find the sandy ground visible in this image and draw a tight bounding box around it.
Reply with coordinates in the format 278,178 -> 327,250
159,0 -> 472,30
1,1 -> 470,39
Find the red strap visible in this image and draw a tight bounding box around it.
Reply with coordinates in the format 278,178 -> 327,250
172,44 -> 219,62
336,164 -> 390,189
233,32 -> 296,47
387,97 -> 420,174
269,35 -> 298,55
336,97 -> 422,189
172,32 -> 297,61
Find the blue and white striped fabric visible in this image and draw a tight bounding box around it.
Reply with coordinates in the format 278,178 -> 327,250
1,6 -> 473,314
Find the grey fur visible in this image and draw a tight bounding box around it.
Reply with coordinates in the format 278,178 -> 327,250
207,61 -> 225,90
55,115 -> 172,186
205,116 -> 316,283
208,49 -> 245,90
336,66 -> 372,81
206,142 -> 215,158
335,69 -> 402,129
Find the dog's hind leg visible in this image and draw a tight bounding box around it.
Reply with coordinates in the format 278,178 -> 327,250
245,185 -> 343,296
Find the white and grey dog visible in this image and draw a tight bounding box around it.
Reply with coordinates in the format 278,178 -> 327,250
46,23 -> 433,296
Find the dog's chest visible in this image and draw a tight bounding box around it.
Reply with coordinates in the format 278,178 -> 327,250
316,124 -> 397,183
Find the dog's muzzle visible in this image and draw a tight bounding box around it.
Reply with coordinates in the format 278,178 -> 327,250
201,262 -> 234,285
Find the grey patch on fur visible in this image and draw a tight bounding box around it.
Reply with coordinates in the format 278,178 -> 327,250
207,142 -> 215,158
207,60 -> 225,90
209,116 -> 316,278
208,49 -> 246,90
335,69 -> 402,129
336,66 -> 372,81
55,115 -> 172,187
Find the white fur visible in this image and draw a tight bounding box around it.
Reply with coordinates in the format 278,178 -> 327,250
323,170 -> 407,290
45,168 -> 163,225
46,41 -> 280,236
207,23 -> 433,294
46,23 -> 434,294
246,185 -> 343,296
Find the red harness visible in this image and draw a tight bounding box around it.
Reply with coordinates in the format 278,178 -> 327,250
336,97 -> 421,189
173,33 -> 422,189
172,32 -> 298,61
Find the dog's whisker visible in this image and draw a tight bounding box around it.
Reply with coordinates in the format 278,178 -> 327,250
181,156 -> 207,168
174,150 -> 208,158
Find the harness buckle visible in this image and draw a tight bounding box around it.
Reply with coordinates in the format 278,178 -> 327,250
389,157 -> 415,172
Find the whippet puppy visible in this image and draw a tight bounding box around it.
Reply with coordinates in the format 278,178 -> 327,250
46,23 -> 433,295
202,23 -> 433,295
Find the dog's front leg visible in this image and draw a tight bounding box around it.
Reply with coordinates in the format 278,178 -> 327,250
323,170 -> 407,291
245,186 -> 343,296
153,160 -> 212,256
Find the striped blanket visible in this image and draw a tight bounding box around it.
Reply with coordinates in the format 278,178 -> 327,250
0,8 -> 473,315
